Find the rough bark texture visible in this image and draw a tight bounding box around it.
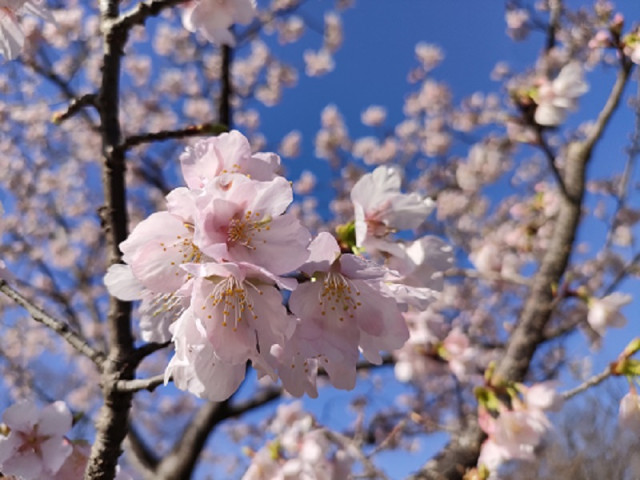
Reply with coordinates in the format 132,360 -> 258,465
85,1 -> 135,478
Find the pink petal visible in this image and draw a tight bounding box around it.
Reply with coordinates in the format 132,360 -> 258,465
40,436 -> 72,474
3,400 -> 38,431
38,401 -> 72,436
104,264 -> 145,301
2,451 -> 43,479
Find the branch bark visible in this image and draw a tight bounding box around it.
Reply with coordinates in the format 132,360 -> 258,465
85,0 -> 136,478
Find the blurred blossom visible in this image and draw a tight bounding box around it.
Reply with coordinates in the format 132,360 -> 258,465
277,15 -> 304,44
619,389 -> 640,436
323,11 -> 343,52
587,293 -> 631,335
279,130 -> 302,158
505,8 -> 530,40
414,42 -> 443,71
361,105 -> 387,127
303,48 -> 335,76
293,170 -> 316,194
534,62 -> 589,126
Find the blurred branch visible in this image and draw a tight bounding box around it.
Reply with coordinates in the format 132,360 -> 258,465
153,387 -> 282,480
219,44 -> 232,128
535,127 -> 569,199
116,374 -> 165,393
0,280 -> 106,367
545,0 -> 562,52
117,354 -> 395,394
125,423 -> 159,474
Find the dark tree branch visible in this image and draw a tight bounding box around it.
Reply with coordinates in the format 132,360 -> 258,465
85,0 -> 136,477
219,44 -> 232,128
120,123 -> 228,152
114,0 -> 188,33
52,93 -> 99,124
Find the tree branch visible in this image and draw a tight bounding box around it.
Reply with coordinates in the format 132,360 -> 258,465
120,123 -> 228,152
85,0 -> 137,477
562,365 -> 613,401
0,280 -> 106,367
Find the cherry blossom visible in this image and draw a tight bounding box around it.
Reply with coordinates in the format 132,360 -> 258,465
277,233 -> 410,395
193,174 -> 311,275
164,307 -> 255,401
587,292 -> 631,334
619,389 -> 640,435
534,62 -> 589,126
0,400 -> 72,479
181,0 -> 256,46
0,0 -> 55,60
242,402 -> 355,480
351,165 -> 433,255
180,130 -> 281,190
478,406 -> 550,469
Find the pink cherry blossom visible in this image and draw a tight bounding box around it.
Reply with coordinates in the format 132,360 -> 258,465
0,0 -> 54,60
183,261 -> 295,365
619,389 -> 640,435
441,328 -> 476,381
181,0 -> 256,46
165,307 -> 252,401
587,292 -> 631,334
361,105 -> 387,127
193,174 -> 311,275
164,260 -> 296,400
522,382 -> 563,412
278,233 -> 409,395
478,406 -> 550,469
180,130 -> 280,190
0,400 -> 72,479
351,165 -> 433,254
534,62 -> 589,126
303,48 -> 335,77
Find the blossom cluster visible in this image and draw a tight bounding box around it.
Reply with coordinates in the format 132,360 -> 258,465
106,130 -> 444,400
477,382 -> 562,474
0,400 -> 130,480
242,401 -> 354,480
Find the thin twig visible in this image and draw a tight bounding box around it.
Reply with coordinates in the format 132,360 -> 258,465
52,93 -> 99,123
0,280 -> 106,367
562,365 -> 612,400
120,123 -> 228,151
